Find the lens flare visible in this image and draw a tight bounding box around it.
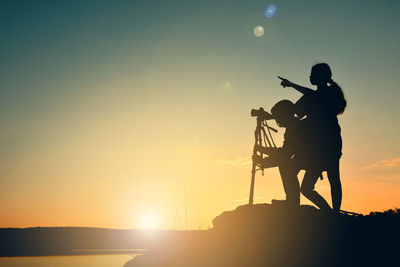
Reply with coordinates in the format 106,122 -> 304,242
264,4 -> 278,18
253,26 -> 264,37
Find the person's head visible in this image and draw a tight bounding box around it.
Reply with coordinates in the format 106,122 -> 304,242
271,100 -> 295,127
310,63 -> 332,86
310,63 -> 347,114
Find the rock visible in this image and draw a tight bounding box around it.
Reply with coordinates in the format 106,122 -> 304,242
125,204 -> 399,267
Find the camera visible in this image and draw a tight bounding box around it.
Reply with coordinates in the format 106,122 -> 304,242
251,107 -> 274,120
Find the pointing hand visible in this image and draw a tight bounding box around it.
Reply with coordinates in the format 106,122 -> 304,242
277,76 -> 292,88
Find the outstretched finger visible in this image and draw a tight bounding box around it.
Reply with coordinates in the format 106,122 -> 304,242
277,76 -> 285,81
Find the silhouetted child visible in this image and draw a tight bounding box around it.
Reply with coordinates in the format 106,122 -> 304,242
278,63 -> 346,212
253,99 -> 311,207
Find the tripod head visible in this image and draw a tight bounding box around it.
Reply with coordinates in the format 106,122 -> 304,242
251,107 -> 278,133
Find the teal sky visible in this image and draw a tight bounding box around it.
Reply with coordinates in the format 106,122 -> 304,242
1,0 -> 400,228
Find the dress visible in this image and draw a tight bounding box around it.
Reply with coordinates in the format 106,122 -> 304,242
294,85 -> 345,170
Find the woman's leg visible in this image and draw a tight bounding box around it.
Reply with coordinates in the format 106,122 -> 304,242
327,160 -> 342,212
301,170 -> 331,210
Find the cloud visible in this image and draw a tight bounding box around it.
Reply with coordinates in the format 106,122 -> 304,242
216,157 -> 252,166
361,158 -> 400,169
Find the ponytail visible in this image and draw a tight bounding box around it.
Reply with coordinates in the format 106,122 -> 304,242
328,79 -> 347,115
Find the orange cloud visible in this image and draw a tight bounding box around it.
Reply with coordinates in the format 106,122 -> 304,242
216,157 -> 252,166
361,158 -> 400,169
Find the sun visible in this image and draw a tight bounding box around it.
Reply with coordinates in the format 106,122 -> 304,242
139,212 -> 159,229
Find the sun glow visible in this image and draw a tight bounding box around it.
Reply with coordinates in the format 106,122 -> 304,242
139,212 -> 159,229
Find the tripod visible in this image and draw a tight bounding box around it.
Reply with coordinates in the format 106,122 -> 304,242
248,108 -> 278,205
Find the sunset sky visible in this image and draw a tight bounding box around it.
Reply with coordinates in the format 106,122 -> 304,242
1,0 -> 400,229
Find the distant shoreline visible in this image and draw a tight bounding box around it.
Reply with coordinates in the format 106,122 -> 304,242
0,227 -> 202,257
0,252 -> 143,259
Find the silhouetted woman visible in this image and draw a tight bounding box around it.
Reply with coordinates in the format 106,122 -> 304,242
278,63 -> 346,212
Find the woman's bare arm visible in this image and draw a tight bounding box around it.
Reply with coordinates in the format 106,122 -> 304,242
277,76 -> 315,95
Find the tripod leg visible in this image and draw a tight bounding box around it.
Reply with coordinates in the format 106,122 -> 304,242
249,125 -> 262,205
249,162 -> 256,205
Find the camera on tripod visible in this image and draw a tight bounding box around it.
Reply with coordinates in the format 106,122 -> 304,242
248,106 -> 278,205
250,107 -> 274,121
